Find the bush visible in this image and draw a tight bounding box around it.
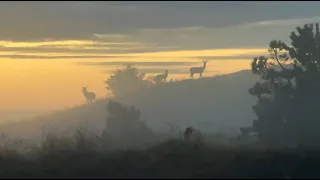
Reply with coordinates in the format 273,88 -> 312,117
105,64 -> 153,97
100,100 -> 156,149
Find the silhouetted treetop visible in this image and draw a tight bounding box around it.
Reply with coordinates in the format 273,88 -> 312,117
105,64 -> 153,97
105,100 -> 152,136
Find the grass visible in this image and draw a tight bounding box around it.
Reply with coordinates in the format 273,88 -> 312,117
0,131 -> 319,179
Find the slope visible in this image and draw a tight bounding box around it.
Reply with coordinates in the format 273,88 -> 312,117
0,70 -> 260,138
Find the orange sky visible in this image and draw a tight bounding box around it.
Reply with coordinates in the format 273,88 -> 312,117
0,43 -> 266,111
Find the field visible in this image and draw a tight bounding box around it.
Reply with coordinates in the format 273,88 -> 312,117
0,134 -> 319,179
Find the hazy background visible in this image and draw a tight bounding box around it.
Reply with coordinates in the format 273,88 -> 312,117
2,1 -> 320,127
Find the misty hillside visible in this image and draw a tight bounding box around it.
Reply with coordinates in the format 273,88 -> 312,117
118,70 -> 259,133
0,110 -> 50,125
0,70 -> 259,139
0,100 -> 108,139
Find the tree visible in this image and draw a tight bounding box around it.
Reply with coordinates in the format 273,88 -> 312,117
105,64 -> 153,97
249,23 -> 320,146
103,100 -> 154,138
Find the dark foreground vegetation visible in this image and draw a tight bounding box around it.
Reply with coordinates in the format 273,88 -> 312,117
3,22 -> 320,178
1,139 -> 320,179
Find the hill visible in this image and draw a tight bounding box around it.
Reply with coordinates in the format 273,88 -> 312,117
119,70 -> 259,133
0,70 -> 259,139
0,110 -> 49,125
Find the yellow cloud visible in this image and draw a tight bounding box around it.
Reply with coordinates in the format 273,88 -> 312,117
0,40 -> 137,48
0,39 -> 268,61
0,40 -> 94,48
93,33 -> 128,39
124,48 -> 267,57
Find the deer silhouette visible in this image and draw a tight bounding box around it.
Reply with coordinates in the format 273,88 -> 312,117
81,83 -> 96,103
189,60 -> 208,79
154,69 -> 168,84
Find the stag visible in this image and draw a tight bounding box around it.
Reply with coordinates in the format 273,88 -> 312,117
81,83 -> 96,103
154,69 -> 168,84
189,60 -> 208,79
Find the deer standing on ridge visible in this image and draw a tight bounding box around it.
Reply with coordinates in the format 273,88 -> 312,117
154,69 -> 168,84
81,83 -> 96,103
189,60 -> 208,79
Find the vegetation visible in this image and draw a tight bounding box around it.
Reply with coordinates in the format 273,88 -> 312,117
249,23 -> 320,147
105,64 -> 153,97
0,137 -> 320,178
100,100 -> 157,149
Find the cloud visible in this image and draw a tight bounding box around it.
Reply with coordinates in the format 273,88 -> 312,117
0,40 -> 97,48
135,68 -> 217,75
0,37 -> 267,59
0,2 -> 320,56
102,67 -> 218,75
126,48 -> 267,58
0,2 -> 319,43
0,2 -> 148,41
78,61 -> 197,67
0,40 -> 180,55
187,55 -> 265,61
0,55 -> 136,59
243,16 -> 320,28
77,54 -> 263,67
0,40 -> 138,49
122,15 -> 320,51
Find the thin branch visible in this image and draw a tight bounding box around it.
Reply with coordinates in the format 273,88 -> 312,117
274,50 -> 293,86
274,50 -> 286,71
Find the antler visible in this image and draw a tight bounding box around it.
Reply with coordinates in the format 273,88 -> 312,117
82,81 -> 91,88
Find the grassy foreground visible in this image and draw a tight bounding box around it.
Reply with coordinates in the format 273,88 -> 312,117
0,136 -> 320,179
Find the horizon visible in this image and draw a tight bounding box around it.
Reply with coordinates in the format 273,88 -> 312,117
2,1 -> 320,113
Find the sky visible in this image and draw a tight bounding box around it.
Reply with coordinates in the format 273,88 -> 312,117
1,1 -> 320,111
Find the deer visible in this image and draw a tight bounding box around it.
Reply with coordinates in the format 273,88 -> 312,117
153,69 -> 168,84
81,82 -> 96,103
189,60 -> 208,79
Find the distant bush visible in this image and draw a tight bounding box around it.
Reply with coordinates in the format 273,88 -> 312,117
100,100 -> 156,149
105,64 -> 153,97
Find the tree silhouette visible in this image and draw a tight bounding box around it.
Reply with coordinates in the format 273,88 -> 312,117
104,100 -> 154,138
105,64 -> 153,97
249,23 -> 320,146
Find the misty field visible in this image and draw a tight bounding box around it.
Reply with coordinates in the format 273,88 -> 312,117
0,135 -> 319,179
0,135 -> 320,179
